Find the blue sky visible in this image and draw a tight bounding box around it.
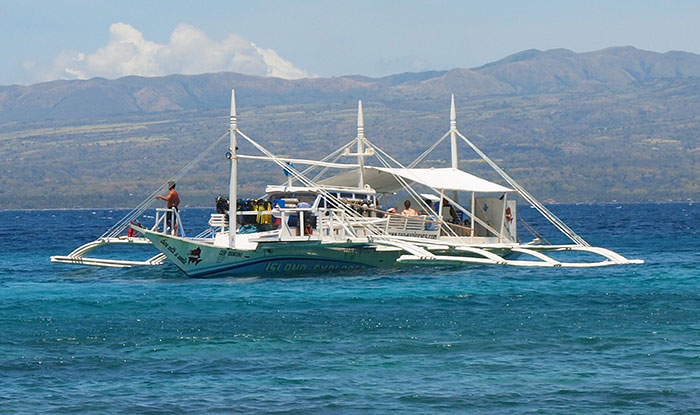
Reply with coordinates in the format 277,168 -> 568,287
1,0 -> 698,85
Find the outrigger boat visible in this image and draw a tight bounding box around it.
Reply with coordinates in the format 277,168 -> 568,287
52,90 -> 643,276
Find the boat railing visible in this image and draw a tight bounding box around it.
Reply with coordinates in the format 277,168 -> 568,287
218,205 -> 473,243
323,209 -> 387,239
208,213 -> 228,234
440,222 -> 472,237
341,202 -> 462,239
384,214 -> 441,239
154,208 -> 185,236
218,206 -> 473,243
317,209 -> 353,239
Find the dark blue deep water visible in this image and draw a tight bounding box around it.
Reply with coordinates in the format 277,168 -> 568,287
1,203 -> 698,414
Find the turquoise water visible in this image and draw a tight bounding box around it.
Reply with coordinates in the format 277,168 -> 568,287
1,203 -> 698,413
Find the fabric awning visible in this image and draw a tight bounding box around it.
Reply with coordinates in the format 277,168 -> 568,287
320,167 -> 513,193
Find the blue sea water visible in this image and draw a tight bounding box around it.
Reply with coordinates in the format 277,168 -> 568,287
0,203 -> 698,414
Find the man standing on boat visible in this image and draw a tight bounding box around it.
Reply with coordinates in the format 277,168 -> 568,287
156,181 -> 180,235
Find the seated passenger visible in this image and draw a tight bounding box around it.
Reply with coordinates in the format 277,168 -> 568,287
442,200 -> 461,224
401,200 -> 418,216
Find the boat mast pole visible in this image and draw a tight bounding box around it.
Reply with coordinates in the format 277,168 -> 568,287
449,94 -> 459,206
357,100 -> 365,188
229,89 -> 238,249
450,94 -> 458,170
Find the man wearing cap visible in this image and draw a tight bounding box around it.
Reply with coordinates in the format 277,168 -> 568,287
156,181 -> 180,235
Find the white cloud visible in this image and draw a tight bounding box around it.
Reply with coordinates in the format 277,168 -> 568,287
27,23 -> 312,83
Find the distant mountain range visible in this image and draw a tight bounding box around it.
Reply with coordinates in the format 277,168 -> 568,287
1,46 -> 698,208
2,46 -> 700,122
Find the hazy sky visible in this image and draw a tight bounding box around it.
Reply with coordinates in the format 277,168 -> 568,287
1,0 -> 698,85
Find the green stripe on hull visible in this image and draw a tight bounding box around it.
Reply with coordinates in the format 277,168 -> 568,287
139,229 -> 400,278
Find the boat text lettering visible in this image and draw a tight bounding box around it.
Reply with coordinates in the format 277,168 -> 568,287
264,262 -> 363,272
159,239 -> 186,264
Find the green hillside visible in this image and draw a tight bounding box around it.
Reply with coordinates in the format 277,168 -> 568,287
0,47 -> 698,208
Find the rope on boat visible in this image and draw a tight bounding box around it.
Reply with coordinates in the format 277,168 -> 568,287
238,128 -> 462,246
454,130 -> 590,247
101,131 -> 230,238
407,130 -> 451,168
361,138 -> 443,217
398,121 -> 587,245
362,136 -> 492,240
519,216 -> 551,245
235,129 -> 389,238
369,145 -> 461,239
307,138 -> 358,182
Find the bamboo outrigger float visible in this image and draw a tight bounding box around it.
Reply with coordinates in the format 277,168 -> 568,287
52,90 -> 643,276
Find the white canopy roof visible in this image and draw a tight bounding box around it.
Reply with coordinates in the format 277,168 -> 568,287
320,167 -> 513,193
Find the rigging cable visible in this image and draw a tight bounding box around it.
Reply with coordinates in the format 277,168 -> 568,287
101,131 -> 230,238
455,130 -> 589,246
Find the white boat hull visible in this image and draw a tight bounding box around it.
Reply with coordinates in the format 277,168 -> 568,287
138,227 -> 401,278
137,225 -> 643,278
